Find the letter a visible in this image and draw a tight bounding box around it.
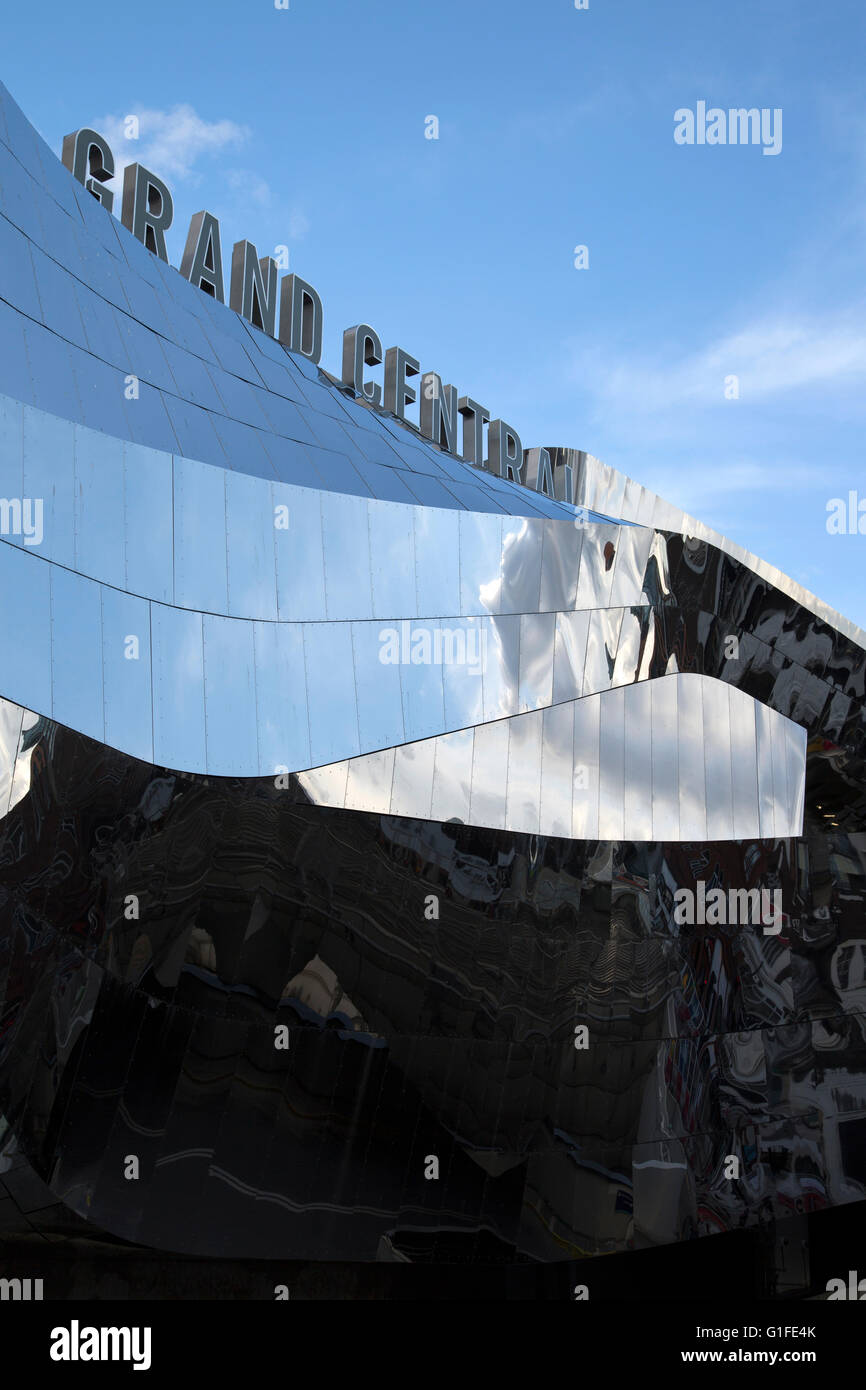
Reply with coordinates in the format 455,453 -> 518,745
673,108 -> 695,145
49,1329 -> 71,1362
673,888 -> 693,925
826,498 -> 846,535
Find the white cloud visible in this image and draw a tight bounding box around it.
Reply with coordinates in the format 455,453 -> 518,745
224,168 -> 273,208
223,170 -> 309,241
78,109 -> 311,247
645,456 -> 815,521
287,208 -> 309,240
91,104 -> 249,188
569,310 -> 866,417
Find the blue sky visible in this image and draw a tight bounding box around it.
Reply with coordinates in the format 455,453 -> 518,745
3,0 -> 865,625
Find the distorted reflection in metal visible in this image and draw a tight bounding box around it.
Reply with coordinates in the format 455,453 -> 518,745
0,702 -> 861,1261
0,73 -> 863,1286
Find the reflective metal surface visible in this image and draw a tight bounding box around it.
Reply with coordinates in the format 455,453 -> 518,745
0,693 -> 853,1266
297,676 -> 806,841
0,74 -> 864,1284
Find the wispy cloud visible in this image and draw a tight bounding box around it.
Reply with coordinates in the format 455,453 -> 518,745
569,310 -> 866,419
542,303 -> 866,571
93,104 -> 249,185
225,169 -> 273,209
77,106 -> 311,246
647,456 -> 816,522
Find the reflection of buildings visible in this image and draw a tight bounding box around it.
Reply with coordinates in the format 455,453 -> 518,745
0,75 -> 863,1290
4,717 -> 863,1266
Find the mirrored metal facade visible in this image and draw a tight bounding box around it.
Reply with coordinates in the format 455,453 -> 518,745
0,77 -> 864,1280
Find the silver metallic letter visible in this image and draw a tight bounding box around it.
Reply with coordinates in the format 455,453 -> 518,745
384,347 -> 420,422
553,458 -> 574,505
181,211 -> 224,302
524,447 -> 555,497
230,240 -> 278,335
487,420 -> 524,483
279,274 -> 323,364
546,447 -> 577,505
342,324 -> 382,406
420,373 -> 459,454
121,164 -> 174,261
61,128 -> 115,212
457,397 -> 490,465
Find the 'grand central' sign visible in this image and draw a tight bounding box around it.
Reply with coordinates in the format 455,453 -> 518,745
62,127 -> 577,509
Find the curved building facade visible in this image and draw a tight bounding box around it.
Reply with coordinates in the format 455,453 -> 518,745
0,77 -> 864,1282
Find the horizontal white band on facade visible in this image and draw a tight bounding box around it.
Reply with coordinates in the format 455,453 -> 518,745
0,675 -> 808,842
298,674 -> 806,843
